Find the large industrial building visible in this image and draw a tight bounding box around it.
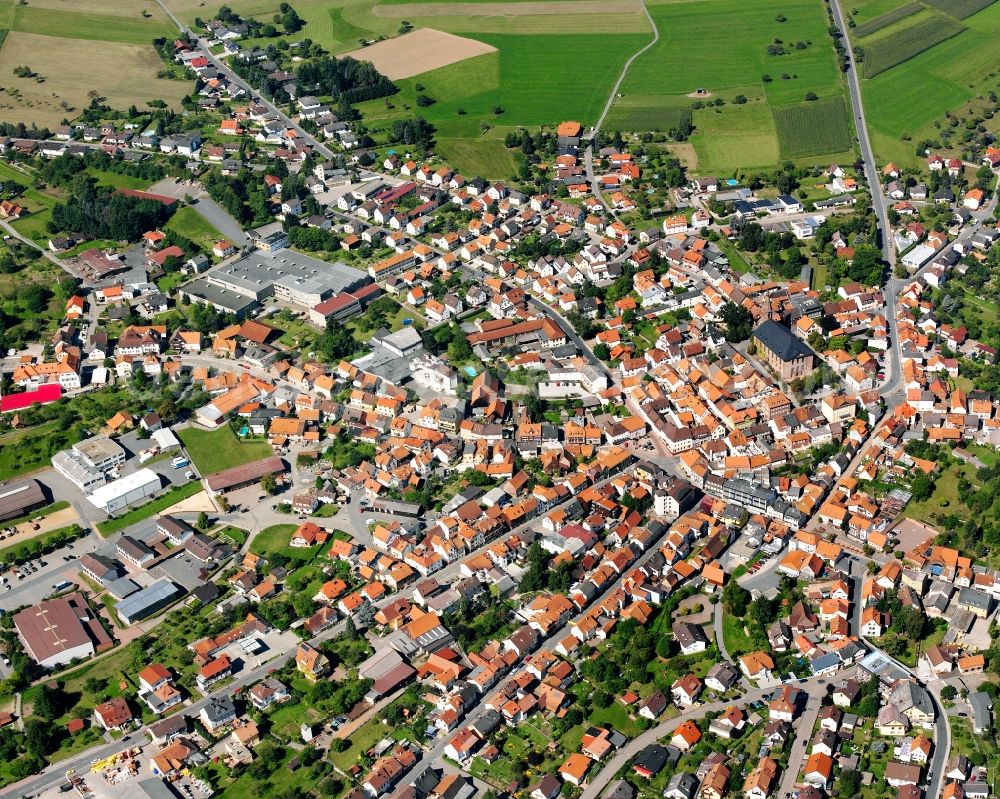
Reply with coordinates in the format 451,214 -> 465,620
178,278 -> 258,319
51,436 -> 126,492
88,468 -> 162,513
14,593 -> 113,668
0,478 -> 47,522
181,248 -> 370,316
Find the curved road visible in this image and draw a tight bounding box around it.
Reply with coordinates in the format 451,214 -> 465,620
582,0 -> 660,218
591,0 -> 660,137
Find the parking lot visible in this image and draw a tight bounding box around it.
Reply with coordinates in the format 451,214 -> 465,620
1,532 -> 101,605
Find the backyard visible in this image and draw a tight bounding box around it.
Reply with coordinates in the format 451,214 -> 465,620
250,523 -> 323,563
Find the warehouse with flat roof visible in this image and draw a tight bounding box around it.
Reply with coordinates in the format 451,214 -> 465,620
115,579 -> 183,625
88,468 -> 162,513
179,278 -> 259,319
204,249 -> 369,309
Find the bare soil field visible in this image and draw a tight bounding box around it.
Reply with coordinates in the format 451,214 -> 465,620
372,0 -> 640,15
0,32 -> 188,128
343,27 -> 496,79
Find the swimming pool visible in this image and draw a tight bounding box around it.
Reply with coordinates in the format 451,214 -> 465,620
464,366 -> 478,377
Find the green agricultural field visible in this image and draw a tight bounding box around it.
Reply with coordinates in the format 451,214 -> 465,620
852,2 -> 921,37
177,425 -> 273,475
860,0 -> 1000,165
603,97 -> 691,134
615,0 -> 844,101
354,34 -> 645,175
4,3 -> 175,44
849,0 -> 915,24
773,97 -> 852,158
859,12 -> 965,78
923,0 -> 997,19
605,0 -> 848,169
166,205 -> 225,252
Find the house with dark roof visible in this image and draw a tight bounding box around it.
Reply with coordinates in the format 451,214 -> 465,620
633,744 -> 669,778
753,321 -> 815,381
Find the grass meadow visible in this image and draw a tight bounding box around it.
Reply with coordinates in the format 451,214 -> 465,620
604,0 -> 851,169
161,0 -> 857,173
166,206 -> 226,252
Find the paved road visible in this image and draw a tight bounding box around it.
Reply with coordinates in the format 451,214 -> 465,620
459,262 -> 612,383
6,460 -> 641,796
525,296 -> 613,382
590,0 -> 659,136
775,689 -> 821,798
0,219 -> 82,282
712,599 -> 731,661
927,681 -> 952,799
147,180 -> 251,248
825,0 -> 906,407
738,542 -> 786,594
827,0 -> 891,266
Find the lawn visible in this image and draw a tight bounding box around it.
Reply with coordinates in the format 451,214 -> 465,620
586,696 -> 644,737
96,481 -> 203,536
166,205 -> 225,252
328,713 -> 390,771
178,425 -> 273,475
721,612 -> 755,657
773,97 -> 853,158
250,524 -> 321,563
901,462 -> 972,523
215,525 -> 248,546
